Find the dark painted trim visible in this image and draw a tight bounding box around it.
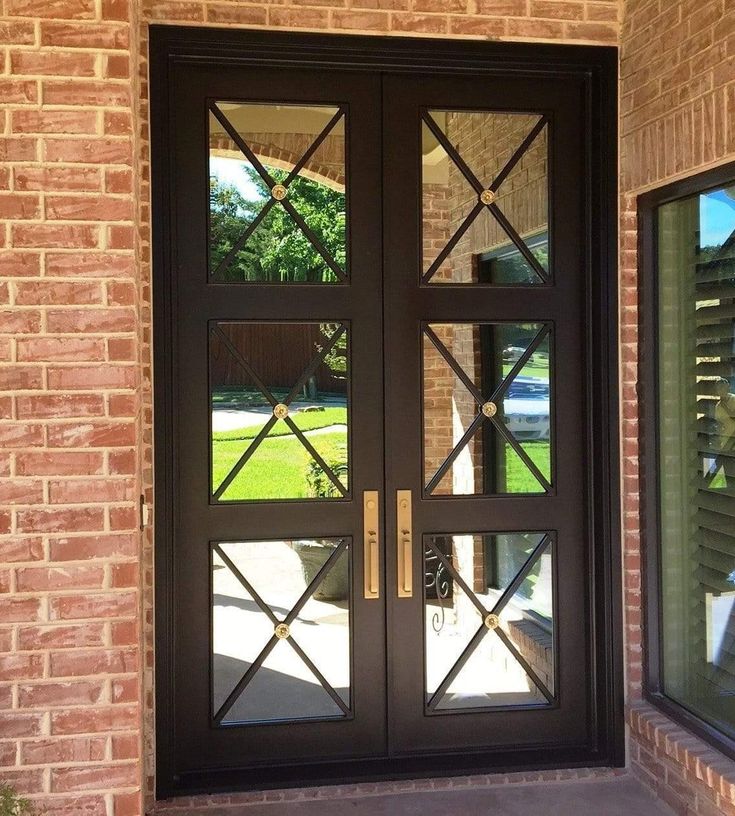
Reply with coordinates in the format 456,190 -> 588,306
638,160 -> 735,763
150,25 -> 621,798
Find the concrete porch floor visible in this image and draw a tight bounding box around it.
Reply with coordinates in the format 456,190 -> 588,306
221,777 -> 675,815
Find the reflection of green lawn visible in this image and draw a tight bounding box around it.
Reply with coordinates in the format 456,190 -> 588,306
502,361 -> 549,380
213,431 -> 549,500
212,430 -> 347,501
506,441 -> 550,493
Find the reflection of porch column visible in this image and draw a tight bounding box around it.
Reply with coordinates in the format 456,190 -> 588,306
453,534 -> 480,634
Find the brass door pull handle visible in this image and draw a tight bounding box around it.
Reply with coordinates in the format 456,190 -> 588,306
397,490 -> 412,597
363,491 -> 380,599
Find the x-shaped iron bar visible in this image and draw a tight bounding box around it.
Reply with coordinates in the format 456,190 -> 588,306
425,534 -> 554,710
421,111 -> 549,285
211,323 -> 349,500
213,539 -> 350,724
209,103 -> 347,282
423,324 -> 552,494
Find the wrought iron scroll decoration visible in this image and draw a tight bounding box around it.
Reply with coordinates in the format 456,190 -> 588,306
424,533 -> 554,711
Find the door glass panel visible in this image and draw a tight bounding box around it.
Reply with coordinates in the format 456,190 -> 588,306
421,110 -> 549,285
209,102 -> 347,283
423,322 -> 552,495
212,538 -> 351,725
210,322 -> 349,502
424,532 -> 554,711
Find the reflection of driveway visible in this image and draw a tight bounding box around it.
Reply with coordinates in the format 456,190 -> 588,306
212,399 -> 346,432
212,541 -> 350,724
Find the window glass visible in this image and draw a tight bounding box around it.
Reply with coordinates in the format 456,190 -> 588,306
658,181 -> 735,737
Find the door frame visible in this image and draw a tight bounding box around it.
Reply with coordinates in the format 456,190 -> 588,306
150,25 -> 622,798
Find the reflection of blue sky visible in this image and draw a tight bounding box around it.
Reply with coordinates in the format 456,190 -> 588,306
701,188 -> 735,247
210,156 -> 260,201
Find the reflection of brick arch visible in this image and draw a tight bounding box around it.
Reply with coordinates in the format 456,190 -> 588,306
209,134 -> 345,192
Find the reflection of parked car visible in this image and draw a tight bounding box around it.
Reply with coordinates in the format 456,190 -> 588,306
503,376 -> 550,440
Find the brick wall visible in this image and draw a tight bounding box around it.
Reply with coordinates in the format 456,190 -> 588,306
14,1 -> 731,815
620,0 -> 735,813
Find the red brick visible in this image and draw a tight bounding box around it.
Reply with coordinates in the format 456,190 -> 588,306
0,137 -> 37,162
0,20 -> 36,43
48,365 -> 137,390
109,506 -> 137,530
49,479 -> 135,504
16,565 -> 105,592
205,4 -> 268,24
14,281 -> 103,305
0,79 -> 37,103
46,195 -> 133,222
50,591 -> 137,620
112,677 -> 137,703
0,252 -> 40,277
47,308 -> 135,333
0,193 -> 40,219
0,423 -> 44,447
0,653 -> 44,681
11,224 -> 98,249
104,110 -> 133,135
50,647 -> 138,677
47,422 -> 136,449
51,762 -> 138,793
101,0 -> 128,20
19,680 -> 105,709
50,704 -> 137,734
0,712 -> 44,738
16,507 -> 105,533
25,795 -> 107,815
18,337 -> 106,362
18,623 -> 105,651
0,309 -> 41,334
111,734 -> 139,760
1,537 -> 44,563
0,365 -> 43,390
0,598 -> 42,623
331,9 -> 389,30
16,394 -> 105,418
11,50 -> 97,76
21,736 -> 106,765
105,169 -> 133,194
12,109 -> 98,135
0,480 -> 44,504
16,451 -> 104,477
40,21 -> 129,48
110,620 -> 136,646
5,0 -> 95,18
45,252 -> 135,278
44,137 -> 132,165
111,563 -> 137,588
49,533 -> 137,561
15,166 -> 102,192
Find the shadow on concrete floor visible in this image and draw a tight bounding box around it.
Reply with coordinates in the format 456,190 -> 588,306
232,777 -> 674,816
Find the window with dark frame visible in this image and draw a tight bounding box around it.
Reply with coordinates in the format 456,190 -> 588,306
640,163 -> 735,757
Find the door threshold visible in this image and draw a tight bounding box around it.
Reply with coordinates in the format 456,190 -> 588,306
160,746 -> 619,799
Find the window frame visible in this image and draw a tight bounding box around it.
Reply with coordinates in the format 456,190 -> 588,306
639,160 -> 735,761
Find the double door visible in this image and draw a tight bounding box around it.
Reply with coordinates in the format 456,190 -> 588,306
155,38 -> 616,795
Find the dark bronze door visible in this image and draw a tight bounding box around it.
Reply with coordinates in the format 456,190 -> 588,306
153,30 -> 620,796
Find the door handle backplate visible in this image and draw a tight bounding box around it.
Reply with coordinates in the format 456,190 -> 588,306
363,490 -> 380,600
396,489 -> 412,598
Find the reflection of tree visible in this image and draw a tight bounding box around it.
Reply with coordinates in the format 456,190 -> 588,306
209,165 -> 346,283
317,323 -> 347,382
